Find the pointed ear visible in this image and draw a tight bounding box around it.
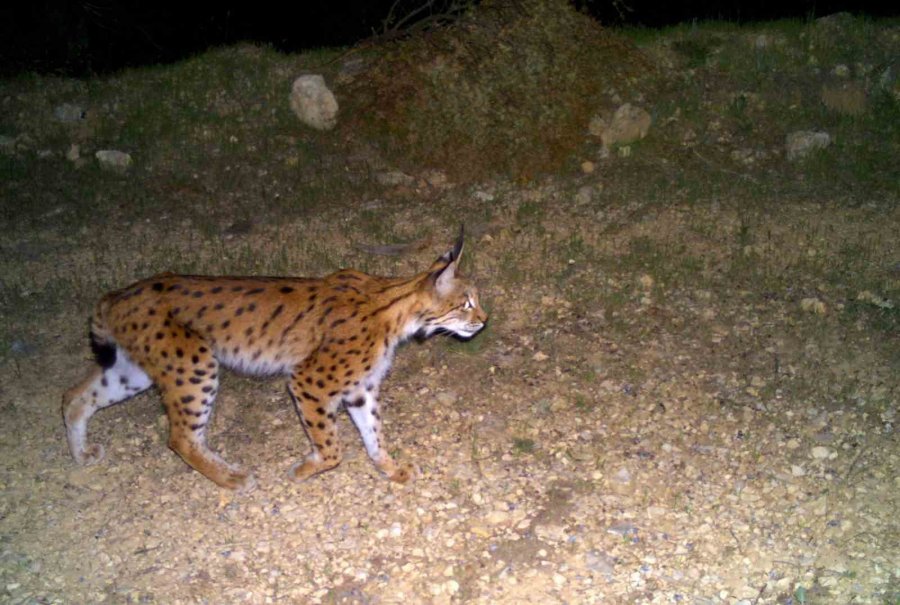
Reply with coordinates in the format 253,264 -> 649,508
429,224 -> 465,271
433,257 -> 457,296
431,225 -> 465,296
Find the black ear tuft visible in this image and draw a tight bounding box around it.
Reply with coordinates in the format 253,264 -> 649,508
436,224 -> 465,265
450,224 -> 464,262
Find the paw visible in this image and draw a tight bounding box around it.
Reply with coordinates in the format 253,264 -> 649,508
288,459 -> 323,483
388,461 -> 418,485
75,443 -> 106,466
222,469 -> 257,493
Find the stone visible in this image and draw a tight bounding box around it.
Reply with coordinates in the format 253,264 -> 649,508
613,467 -> 632,484
54,103 -> 86,123
375,170 -> 415,187
534,523 -> 568,543
485,510 -> 510,525
575,185 -> 594,205
800,297 -> 826,315
289,74 -> 338,131
590,103 -> 652,149
811,446 -> 833,459
95,149 -> 132,172
421,169 -> 449,187
785,131 -> 831,161
434,391 -> 458,406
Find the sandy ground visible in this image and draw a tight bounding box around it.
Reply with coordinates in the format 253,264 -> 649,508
1,194 -> 897,605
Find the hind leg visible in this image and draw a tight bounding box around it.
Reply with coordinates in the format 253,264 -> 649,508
149,335 -> 254,491
62,349 -> 153,465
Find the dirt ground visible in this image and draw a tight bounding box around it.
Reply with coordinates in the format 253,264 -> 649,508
1,189 -> 898,604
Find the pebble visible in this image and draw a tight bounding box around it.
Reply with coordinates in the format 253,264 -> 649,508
66,468 -> 104,491
585,550 -> 616,574
811,446 -> 833,459
534,523 -> 568,543
607,522 -> 637,536
95,149 -> 132,172
434,391 -> 458,406
614,467 -> 632,483
800,297 -> 827,315
54,103 -> 85,123
485,510 -> 510,525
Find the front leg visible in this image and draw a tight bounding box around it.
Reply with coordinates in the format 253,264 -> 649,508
344,389 -> 416,484
287,366 -> 343,483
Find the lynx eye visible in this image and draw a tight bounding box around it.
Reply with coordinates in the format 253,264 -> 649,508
462,296 -> 475,310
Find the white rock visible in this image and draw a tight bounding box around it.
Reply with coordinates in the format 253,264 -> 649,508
534,523 -> 568,543
785,131 -> 831,161
800,297 -> 827,315
614,467 -> 632,483
95,149 -> 132,172
289,74 -> 338,131
375,170 -> 415,187
434,391 -> 458,406
485,510 -> 510,525
575,185 -> 594,205
590,103 -> 652,148
811,446 -> 832,459
421,169 -> 448,187
54,103 -> 85,123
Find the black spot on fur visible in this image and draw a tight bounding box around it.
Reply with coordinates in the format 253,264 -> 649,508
345,396 -> 366,408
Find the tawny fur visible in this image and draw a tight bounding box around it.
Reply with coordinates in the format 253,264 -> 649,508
62,232 -> 487,490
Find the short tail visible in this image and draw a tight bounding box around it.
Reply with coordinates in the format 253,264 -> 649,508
89,297 -> 117,369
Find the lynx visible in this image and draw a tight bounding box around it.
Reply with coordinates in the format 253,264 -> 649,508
63,229 -> 486,490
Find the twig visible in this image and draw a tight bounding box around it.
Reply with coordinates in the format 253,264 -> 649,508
840,444 -> 867,485
692,148 -> 761,185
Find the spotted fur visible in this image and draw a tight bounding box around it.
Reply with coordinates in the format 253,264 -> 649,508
62,230 -> 487,490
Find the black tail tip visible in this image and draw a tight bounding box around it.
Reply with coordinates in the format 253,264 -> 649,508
90,334 -> 117,369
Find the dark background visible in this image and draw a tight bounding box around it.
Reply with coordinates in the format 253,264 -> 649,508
1,0 -> 897,77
